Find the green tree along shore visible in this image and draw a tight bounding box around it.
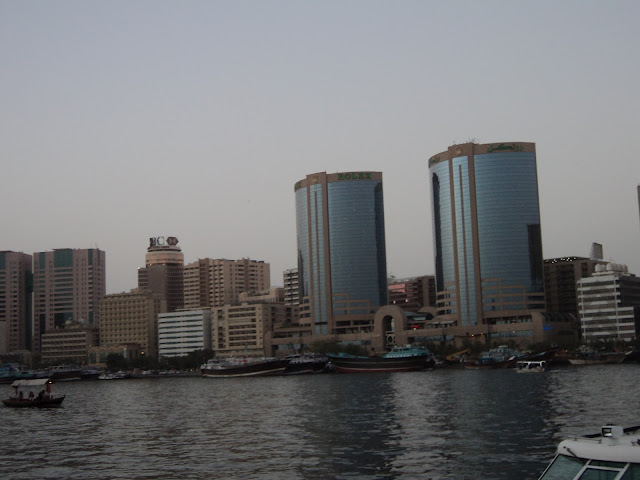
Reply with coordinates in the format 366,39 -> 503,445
105,349 -> 216,372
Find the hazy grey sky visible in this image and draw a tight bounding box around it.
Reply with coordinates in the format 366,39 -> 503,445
2,1 -> 639,294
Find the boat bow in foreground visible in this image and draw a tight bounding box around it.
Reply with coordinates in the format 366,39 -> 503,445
538,425 -> 640,479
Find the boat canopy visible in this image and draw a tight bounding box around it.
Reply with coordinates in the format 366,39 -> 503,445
10,378 -> 51,388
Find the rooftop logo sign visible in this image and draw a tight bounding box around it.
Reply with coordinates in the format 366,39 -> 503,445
428,155 -> 440,167
487,143 -> 523,153
149,236 -> 179,247
337,172 -> 372,180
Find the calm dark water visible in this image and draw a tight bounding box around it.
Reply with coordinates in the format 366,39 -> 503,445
1,364 -> 639,480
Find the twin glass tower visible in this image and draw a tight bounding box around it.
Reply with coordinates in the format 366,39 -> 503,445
294,172 -> 388,335
294,142 -> 544,337
429,142 -> 545,326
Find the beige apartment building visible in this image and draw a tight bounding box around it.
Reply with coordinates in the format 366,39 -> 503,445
212,302 -> 297,357
283,268 -> 299,306
98,290 -> 166,358
33,248 -> 105,352
40,326 -> 98,365
0,251 -> 32,354
184,258 -> 270,309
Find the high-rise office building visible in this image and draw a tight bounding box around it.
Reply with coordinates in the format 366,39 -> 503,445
0,251 -> 33,353
158,309 -> 212,357
544,257 -> 605,316
33,248 -> 105,352
183,258 -> 270,309
428,142 -> 544,327
138,236 -> 183,313
577,263 -> 640,342
294,171 -> 388,335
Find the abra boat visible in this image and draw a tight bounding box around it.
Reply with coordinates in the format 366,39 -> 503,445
3,378 -> 65,408
328,345 -> 434,374
538,425 -> 640,479
201,357 -> 290,378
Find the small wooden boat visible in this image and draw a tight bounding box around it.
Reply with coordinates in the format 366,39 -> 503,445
2,378 -> 65,408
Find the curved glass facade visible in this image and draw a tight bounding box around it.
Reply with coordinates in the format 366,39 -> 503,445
295,172 -> 387,335
431,162 -> 456,315
328,180 -> 387,314
429,143 -> 544,326
295,188 -> 309,303
474,152 -> 543,311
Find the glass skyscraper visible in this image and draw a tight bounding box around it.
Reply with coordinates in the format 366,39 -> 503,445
429,142 -> 545,326
295,172 -> 388,335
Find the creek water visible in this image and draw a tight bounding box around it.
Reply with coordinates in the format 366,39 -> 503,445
1,364 -> 639,480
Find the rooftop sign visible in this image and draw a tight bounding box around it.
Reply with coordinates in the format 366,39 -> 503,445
337,172 -> 372,181
487,143 -> 523,153
149,236 -> 179,247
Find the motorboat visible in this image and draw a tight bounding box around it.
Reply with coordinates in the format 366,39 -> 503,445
538,425 -> 640,479
3,378 -> 65,408
515,360 -> 548,373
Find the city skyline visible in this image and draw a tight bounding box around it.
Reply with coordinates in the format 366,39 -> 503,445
2,2 -> 639,294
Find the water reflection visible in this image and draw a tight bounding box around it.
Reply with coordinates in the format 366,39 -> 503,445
296,374 -> 400,479
1,365 -> 639,480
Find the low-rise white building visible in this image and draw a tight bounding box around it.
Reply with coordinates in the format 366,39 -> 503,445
577,263 -> 640,342
158,309 -> 212,357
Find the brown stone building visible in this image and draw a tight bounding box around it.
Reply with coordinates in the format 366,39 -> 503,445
184,258 -> 270,309
98,290 -> 165,358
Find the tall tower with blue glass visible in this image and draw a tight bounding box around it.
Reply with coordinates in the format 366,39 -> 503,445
428,142 -> 545,327
295,172 -> 388,336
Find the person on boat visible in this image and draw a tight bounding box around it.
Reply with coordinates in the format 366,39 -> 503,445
18,390 -> 23,401
28,391 -> 34,401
